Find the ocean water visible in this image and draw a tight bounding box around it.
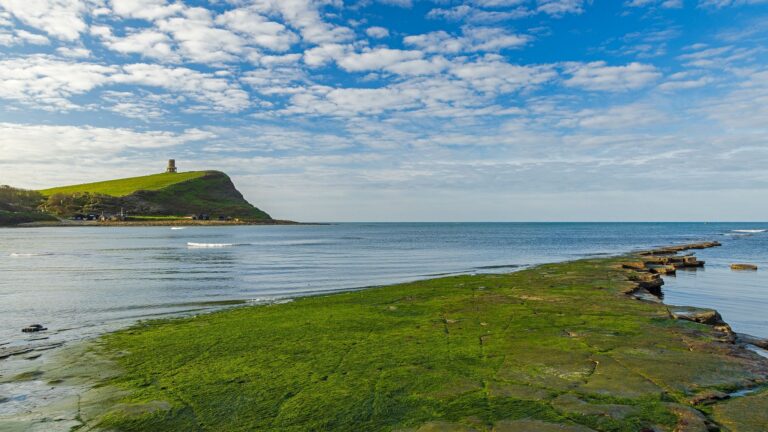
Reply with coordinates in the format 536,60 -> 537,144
0,223 -> 766,353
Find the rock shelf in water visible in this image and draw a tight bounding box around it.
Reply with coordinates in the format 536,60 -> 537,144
731,264 -> 758,271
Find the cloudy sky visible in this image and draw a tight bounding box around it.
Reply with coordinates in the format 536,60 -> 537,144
1,0 -> 767,221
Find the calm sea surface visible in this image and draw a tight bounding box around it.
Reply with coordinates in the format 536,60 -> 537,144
1,223 -> 766,351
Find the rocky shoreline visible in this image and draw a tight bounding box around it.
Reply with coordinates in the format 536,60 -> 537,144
623,241 -> 768,352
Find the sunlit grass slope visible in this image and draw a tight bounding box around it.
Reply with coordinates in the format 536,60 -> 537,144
37,170 -> 272,220
39,171 -> 208,197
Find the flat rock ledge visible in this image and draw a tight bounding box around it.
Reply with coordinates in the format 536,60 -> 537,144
637,241 -> 721,256
730,263 -> 758,271
737,333 -> 768,350
622,241 -> 749,343
0,341 -> 64,360
622,242 -> 722,300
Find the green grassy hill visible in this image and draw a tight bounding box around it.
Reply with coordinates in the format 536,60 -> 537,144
0,185 -> 58,226
39,171 -> 209,197
37,171 -> 272,221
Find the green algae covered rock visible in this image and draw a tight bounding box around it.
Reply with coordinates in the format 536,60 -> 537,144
35,255 -> 768,432
712,389 -> 768,431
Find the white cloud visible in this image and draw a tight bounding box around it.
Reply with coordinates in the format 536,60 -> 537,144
101,90 -> 173,121
563,61 -> 661,91
657,72 -> 715,91
0,56 -> 116,109
250,0 -> 353,44
303,44 -> 443,76
114,63 -> 251,112
699,69 -> 768,129
699,0 -> 768,7
303,43 -> 348,67
336,48 -> 424,72
284,86 -> 422,116
154,7 -> 248,64
536,0 -> 587,16
110,0 -> 181,20
365,26 -> 389,38
0,122 -> 213,162
404,26 -> 530,53
473,0 -> 528,6
427,5 -> 531,22
574,104 -> 668,129
677,44 -> 761,68
426,0 -> 586,23
376,0 -> 412,6
242,63 -> 307,96
94,26 -> 178,61
217,7 -> 298,52
383,57 -> 451,76
450,55 -> 556,93
626,0 -> 683,8
0,55 -> 250,112
0,10 -> 11,26
100,3 -> 299,64
0,0 -> 91,41
56,46 -> 92,58
0,27 -> 49,45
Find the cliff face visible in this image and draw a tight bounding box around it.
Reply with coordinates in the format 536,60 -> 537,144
119,171 -> 271,220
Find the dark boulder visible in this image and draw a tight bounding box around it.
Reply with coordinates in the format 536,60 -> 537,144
22,324 -> 47,333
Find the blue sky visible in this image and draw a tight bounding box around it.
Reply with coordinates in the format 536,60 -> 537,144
1,0 -> 767,221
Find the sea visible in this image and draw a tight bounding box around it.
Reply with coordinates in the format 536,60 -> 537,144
1,222 -> 766,351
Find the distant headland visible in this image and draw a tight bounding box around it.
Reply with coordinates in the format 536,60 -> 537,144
0,160 -> 295,226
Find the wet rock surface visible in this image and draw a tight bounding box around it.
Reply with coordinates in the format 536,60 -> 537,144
671,307 -> 728,326
638,242 -> 722,256
712,389 -> 768,431
21,324 -> 47,333
737,333 -> 768,350
730,263 -> 758,271
689,390 -> 730,405
0,341 -> 63,360
666,403 -> 719,432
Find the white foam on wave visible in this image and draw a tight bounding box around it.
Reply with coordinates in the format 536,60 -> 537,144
187,242 -> 234,248
732,229 -> 767,233
171,227 -> 186,230
9,253 -> 49,258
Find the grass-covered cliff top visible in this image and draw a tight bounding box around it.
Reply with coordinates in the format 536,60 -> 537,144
35,170 -> 272,220
38,171 -> 210,197
45,254 -> 768,431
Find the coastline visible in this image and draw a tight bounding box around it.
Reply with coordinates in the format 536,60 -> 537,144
2,242 -> 767,431
8,218 -> 311,228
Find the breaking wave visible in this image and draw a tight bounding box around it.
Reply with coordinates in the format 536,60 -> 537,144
732,229 -> 767,233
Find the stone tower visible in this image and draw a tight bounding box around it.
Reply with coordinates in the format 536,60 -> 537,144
166,159 -> 177,173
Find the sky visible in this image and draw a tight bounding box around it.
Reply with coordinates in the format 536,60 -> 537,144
1,0 -> 767,222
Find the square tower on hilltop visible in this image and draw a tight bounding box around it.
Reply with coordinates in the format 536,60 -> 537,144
166,159 -> 177,173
